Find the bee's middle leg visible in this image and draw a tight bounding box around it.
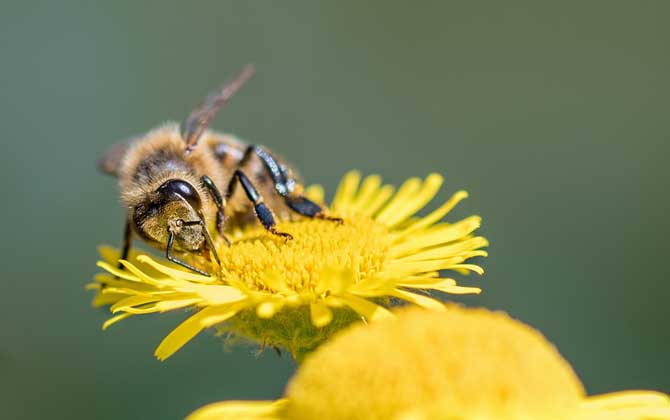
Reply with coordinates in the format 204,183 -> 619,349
226,169 -> 293,240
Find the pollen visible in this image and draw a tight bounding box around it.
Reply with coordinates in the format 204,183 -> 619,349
221,216 -> 388,292
91,171 -> 488,360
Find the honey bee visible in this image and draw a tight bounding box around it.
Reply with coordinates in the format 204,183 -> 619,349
99,66 -> 340,276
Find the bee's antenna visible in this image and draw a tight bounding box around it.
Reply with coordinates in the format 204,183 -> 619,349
182,65 -> 256,155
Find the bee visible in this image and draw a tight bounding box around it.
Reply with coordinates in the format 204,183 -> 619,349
99,66 -> 340,276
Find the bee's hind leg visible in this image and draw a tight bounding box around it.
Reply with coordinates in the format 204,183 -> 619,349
226,169 -> 293,240
239,145 -> 342,223
283,195 -> 342,224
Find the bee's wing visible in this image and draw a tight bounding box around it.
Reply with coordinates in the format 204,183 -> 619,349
97,138 -> 136,177
182,65 -> 255,154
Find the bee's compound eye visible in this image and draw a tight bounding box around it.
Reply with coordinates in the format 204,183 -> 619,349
158,179 -> 202,209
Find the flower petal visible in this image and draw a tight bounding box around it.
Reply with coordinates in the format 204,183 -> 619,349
396,278 -> 482,295
394,190 -> 469,239
339,294 -> 394,322
362,185 -> 395,216
177,283 -> 247,305
305,184 -> 324,204
391,216 -> 482,254
375,177 -> 421,225
581,391 -> 670,420
310,301 -> 333,327
391,289 -> 447,311
186,399 -> 288,420
102,313 -> 134,330
256,300 -> 284,319
377,174 -> 443,228
348,175 -> 382,211
155,301 -> 247,361
332,170 -> 361,211
393,236 -> 489,261
137,255 -> 215,283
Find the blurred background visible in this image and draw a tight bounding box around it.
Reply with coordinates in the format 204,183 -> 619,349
1,2 -> 669,419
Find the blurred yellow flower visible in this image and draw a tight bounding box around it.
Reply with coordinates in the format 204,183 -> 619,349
90,172 -> 487,360
188,307 -> 670,420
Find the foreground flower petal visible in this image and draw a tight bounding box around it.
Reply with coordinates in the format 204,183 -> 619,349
91,172 -> 487,359
187,399 -> 287,420
188,307 -> 670,420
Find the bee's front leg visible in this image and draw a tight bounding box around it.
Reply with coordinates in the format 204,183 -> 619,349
118,218 -> 133,269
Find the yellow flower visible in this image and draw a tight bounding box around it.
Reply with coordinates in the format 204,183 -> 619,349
90,172 -> 487,360
187,307 -> 670,420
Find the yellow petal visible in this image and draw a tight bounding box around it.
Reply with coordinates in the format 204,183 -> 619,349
96,261 -> 141,282
348,174 -> 382,211
187,399 -> 287,420
581,391 -> 670,420
102,312 -> 134,330
256,300 -> 284,319
136,255 -> 215,283
375,177 -> 421,225
396,278 -> 481,295
92,292 -> 128,307
315,267 -> 354,295
310,301 -> 333,327
346,276 -> 396,297
177,284 -> 247,305
331,170 -> 361,211
362,185 -> 395,216
449,264 -> 485,275
391,215 -> 481,254
154,302 -> 247,361
110,296 -> 161,313
393,236 -> 489,261
377,174 -> 443,228
118,298 -> 202,315
339,294 -> 394,322
304,184 -> 324,204
395,190 -> 469,239
391,289 -> 446,311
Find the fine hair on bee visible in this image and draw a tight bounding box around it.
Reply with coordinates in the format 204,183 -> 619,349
99,65 -> 341,276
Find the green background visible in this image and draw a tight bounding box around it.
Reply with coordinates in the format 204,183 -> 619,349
1,2 -> 669,419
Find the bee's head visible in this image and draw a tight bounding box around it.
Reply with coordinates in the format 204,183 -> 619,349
132,179 -> 206,252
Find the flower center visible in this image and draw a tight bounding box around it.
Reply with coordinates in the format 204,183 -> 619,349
217,216 -> 390,292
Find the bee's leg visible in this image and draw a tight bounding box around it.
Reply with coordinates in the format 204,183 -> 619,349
118,218 -> 132,269
238,145 -> 288,188
283,195 -> 343,224
226,169 -> 293,240
165,224 -> 211,277
239,145 -> 342,223
200,175 -> 231,246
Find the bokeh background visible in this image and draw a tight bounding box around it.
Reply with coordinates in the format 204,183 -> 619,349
1,2 -> 669,419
